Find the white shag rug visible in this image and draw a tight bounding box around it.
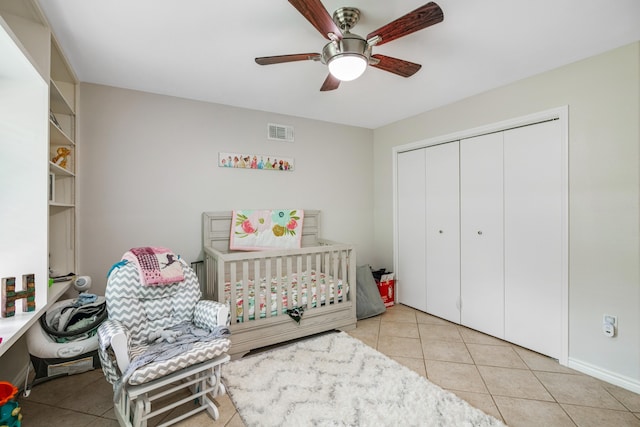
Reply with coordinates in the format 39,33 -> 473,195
222,331 -> 505,427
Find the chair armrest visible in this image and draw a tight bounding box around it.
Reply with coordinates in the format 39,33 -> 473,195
98,319 -> 131,372
111,331 -> 130,372
194,300 -> 230,330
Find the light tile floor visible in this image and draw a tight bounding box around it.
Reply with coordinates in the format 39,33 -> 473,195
16,304 -> 640,426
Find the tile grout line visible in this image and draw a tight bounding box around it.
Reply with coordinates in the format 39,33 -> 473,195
457,324 -> 508,424
509,342 -> 580,426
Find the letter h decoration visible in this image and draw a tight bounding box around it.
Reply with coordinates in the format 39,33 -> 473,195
2,275 -> 36,317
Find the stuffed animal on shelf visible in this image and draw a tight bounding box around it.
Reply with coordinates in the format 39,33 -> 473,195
52,147 -> 71,169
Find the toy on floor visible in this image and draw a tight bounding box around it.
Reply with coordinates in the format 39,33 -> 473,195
0,382 -> 22,427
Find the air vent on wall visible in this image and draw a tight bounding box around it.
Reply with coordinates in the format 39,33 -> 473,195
267,123 -> 294,142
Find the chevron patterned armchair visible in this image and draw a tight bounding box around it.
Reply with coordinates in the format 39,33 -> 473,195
97,254 -> 231,427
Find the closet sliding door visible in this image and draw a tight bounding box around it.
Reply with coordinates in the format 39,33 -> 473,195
504,120 -> 563,358
395,109 -> 566,360
460,133 -> 505,338
425,142 -> 461,323
397,149 -> 427,311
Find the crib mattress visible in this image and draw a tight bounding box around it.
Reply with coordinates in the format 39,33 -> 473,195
225,271 -> 347,322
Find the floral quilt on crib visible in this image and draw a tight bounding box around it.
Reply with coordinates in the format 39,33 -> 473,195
224,271 -> 347,322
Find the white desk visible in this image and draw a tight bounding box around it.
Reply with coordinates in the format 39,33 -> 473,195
0,280 -> 71,357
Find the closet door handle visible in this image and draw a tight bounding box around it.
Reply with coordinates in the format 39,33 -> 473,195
477,231 -> 483,235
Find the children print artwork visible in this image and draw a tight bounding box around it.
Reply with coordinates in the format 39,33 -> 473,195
230,210 -> 304,250
219,152 -> 294,171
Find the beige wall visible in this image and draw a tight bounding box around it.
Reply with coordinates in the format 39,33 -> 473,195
77,84 -> 375,296
373,42 -> 640,389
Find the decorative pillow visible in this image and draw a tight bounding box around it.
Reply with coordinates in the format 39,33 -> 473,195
356,264 -> 386,320
230,209 -> 304,250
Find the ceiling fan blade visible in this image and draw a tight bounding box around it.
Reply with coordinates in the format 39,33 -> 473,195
255,53 -> 321,65
288,0 -> 343,40
366,2 -> 443,46
370,54 -> 422,78
320,73 -> 340,91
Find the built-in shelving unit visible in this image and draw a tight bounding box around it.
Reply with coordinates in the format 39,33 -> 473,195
48,36 -> 77,282
0,0 -> 78,357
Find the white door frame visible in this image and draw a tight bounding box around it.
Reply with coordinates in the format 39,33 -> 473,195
392,106 -> 569,365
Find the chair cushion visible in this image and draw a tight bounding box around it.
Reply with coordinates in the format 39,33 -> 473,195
127,338 -> 231,385
106,258 -> 202,345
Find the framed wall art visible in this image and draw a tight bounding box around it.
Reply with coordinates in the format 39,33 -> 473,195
219,152 -> 294,171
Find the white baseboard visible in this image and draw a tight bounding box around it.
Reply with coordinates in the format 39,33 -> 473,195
568,357 -> 640,394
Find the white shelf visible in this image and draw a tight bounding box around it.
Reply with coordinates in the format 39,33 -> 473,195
49,201 -> 74,209
0,280 -> 71,358
49,161 -> 74,177
49,119 -> 74,146
49,78 -> 74,115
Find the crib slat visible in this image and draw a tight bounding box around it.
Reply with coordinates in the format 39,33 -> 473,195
253,259 -> 266,320
229,263 -> 237,324
295,255 -> 302,311
331,251 -> 340,304
276,257 -> 283,317
213,257 -> 219,300
315,253 -> 324,308
265,257 -> 272,318
305,254 -> 312,311
323,252 -> 330,305
207,255 -> 216,300
336,251 -> 348,302
242,261 -> 250,322
286,256 -> 293,309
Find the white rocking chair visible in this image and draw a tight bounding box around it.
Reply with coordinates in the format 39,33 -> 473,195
97,253 -> 231,427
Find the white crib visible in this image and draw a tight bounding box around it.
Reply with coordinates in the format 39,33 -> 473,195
202,211 -> 357,359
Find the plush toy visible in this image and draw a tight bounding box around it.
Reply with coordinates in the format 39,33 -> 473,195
52,147 -> 71,169
148,328 -> 181,344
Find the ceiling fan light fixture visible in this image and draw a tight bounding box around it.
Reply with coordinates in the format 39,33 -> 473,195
328,54 -> 367,81
322,33 -> 369,82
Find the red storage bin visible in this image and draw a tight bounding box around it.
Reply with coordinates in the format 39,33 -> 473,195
376,273 -> 395,307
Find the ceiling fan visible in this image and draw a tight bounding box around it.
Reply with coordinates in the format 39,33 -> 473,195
255,0 -> 444,91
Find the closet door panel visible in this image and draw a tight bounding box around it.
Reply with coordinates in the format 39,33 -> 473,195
504,120 -> 563,359
397,149 -> 427,311
460,133 -> 504,338
426,141 -> 461,323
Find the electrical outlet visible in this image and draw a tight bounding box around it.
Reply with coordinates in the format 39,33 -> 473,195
603,314 -> 618,327
603,323 -> 615,337
603,315 -> 617,338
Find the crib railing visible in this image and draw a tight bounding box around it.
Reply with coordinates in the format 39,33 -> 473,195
190,260 -> 205,286
204,241 -> 355,325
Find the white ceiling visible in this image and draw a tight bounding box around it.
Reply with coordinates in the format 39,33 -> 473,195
36,0 -> 640,129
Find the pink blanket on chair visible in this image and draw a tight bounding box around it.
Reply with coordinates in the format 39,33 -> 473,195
123,247 -> 184,286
